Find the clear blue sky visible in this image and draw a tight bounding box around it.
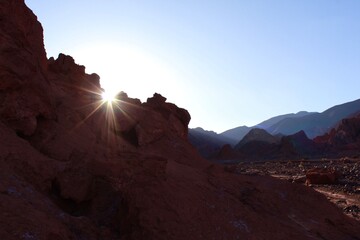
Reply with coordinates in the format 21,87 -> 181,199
25,0 -> 360,133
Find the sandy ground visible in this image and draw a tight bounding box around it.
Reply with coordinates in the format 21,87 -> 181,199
223,158 -> 360,220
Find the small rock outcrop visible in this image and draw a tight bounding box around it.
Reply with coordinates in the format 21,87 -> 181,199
188,127 -> 236,158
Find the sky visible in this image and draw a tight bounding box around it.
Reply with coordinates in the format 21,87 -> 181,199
25,0 -> 360,133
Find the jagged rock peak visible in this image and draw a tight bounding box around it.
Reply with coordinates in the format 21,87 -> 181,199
146,92 -> 167,104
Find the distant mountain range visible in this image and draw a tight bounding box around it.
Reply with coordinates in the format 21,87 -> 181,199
189,98 -> 360,158
216,129 -> 324,161
217,112 -> 360,161
221,111 -> 315,143
265,99 -> 360,138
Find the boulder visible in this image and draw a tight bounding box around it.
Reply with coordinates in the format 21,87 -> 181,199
306,168 -> 340,185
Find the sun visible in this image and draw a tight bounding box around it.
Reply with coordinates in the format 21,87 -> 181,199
101,91 -> 117,103
71,42 -> 184,103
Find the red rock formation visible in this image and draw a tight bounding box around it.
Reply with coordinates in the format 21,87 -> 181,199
0,0 -> 54,136
314,113 -> 360,155
1,1 -> 360,239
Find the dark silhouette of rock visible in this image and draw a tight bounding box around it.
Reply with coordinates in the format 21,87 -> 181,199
48,53 -> 101,98
1,1 -> 360,239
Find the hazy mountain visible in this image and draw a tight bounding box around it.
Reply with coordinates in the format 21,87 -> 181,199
230,128 -> 279,159
188,127 -> 236,158
235,128 -> 279,149
230,130 -> 321,161
220,113 -> 360,161
220,125 -> 253,143
220,111 -> 315,143
267,98 -> 360,138
255,111 -> 316,129
221,99 -> 360,143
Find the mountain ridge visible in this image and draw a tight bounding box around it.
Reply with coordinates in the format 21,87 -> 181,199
267,98 -> 360,138
190,98 -> 360,158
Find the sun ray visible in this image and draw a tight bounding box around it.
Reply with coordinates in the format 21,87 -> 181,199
72,99 -> 106,130
61,84 -> 146,150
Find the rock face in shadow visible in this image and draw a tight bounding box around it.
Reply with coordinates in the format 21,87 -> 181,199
0,0 -> 54,136
188,127 -> 236,158
279,130 -> 321,158
314,113 -> 360,156
219,128 -> 280,161
223,129 -> 321,161
1,1 -> 360,240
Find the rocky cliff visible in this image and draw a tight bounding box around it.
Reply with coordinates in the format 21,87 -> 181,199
1,1 -> 360,239
314,113 -> 360,156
